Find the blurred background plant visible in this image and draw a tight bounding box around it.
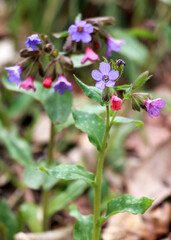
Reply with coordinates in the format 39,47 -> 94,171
0,0 -> 171,239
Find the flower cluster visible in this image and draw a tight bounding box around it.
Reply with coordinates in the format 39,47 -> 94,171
65,17 -> 125,65
5,34 -> 73,94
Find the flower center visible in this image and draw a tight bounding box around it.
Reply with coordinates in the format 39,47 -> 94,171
77,26 -> 84,32
103,75 -> 109,82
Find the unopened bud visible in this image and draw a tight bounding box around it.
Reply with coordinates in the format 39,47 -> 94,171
52,49 -> 59,58
59,56 -> 73,68
44,43 -> 53,53
102,87 -> 112,103
20,48 -> 39,58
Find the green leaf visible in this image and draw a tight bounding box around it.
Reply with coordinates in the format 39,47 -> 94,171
52,31 -> 69,38
74,75 -> 104,106
114,84 -> 131,91
2,73 -> 72,123
19,202 -> 42,232
132,71 -> 151,90
39,163 -> 95,186
48,180 -> 88,216
75,13 -> 82,22
70,205 -> 93,240
24,163 -> 58,190
112,116 -> 143,127
0,200 -> 17,240
0,123 -> 33,166
98,194 -> 153,225
129,28 -> 157,40
72,109 -> 105,151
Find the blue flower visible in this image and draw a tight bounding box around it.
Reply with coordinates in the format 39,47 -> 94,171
68,20 -> 93,43
25,34 -> 42,50
91,62 -> 119,90
54,75 -> 73,95
144,98 -> 165,118
106,36 -> 125,57
5,65 -> 22,85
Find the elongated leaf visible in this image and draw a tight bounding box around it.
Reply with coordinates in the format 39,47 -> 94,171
48,180 -> 88,216
0,122 -> 33,166
98,194 -> 153,225
19,202 -> 42,232
39,164 -> 95,186
0,201 -> 17,240
24,163 -> 58,190
114,84 -> 131,91
70,205 -> 93,240
74,75 -> 104,106
112,116 -> 143,127
72,109 -> 105,151
52,31 -> 69,38
132,71 -> 151,90
2,73 -> 72,123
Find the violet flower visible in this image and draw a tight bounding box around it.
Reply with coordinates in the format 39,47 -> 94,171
68,20 -> 93,43
106,36 -> 126,57
81,47 -> 100,64
25,34 -> 42,50
5,65 -> 22,85
19,76 -> 36,92
91,62 -> 119,90
54,75 -> 73,95
144,98 -> 165,118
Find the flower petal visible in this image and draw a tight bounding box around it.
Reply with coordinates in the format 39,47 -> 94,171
68,25 -> 77,34
108,70 -> 119,81
99,62 -> 110,75
80,32 -> 92,43
151,99 -> 165,109
95,81 -> 106,90
150,106 -> 161,117
84,23 -> 94,33
91,70 -> 103,81
105,80 -> 115,87
71,32 -> 82,42
75,20 -> 86,27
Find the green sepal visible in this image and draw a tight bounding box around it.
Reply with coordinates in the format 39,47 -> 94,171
132,71 -> 151,90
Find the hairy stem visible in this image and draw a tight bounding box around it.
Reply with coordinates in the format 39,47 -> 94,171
42,122 -> 55,231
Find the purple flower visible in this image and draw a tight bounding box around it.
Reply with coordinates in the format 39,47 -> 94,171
5,65 -> 22,85
106,36 -> 126,57
91,62 -> 119,90
54,75 -> 73,95
19,76 -> 36,92
25,34 -> 42,50
68,20 -> 93,43
144,98 -> 165,118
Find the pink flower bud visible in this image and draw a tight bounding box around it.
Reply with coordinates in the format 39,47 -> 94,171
111,95 -> 122,111
19,76 -> 36,92
43,77 -> 52,89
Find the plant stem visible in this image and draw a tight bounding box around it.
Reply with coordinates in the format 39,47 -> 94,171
42,122 -> 55,231
92,105 -> 110,240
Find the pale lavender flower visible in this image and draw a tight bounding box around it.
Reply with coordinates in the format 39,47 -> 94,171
5,65 -> 22,85
91,62 -> 119,90
68,20 -> 93,43
106,36 -> 126,57
25,34 -> 42,50
54,75 -> 73,95
144,98 -> 165,118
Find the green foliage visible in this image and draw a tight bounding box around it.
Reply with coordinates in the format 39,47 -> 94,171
2,73 -> 72,123
98,194 -> 153,225
39,164 -> 95,186
0,201 -> 17,240
112,116 -> 144,127
71,55 -> 93,68
132,71 -> 151,90
19,202 -> 43,232
72,109 -> 105,151
24,163 -> 58,190
48,180 -> 88,216
74,75 -> 104,106
0,122 -> 33,166
70,205 -> 93,240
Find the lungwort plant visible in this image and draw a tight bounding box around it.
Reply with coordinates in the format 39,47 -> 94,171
2,15 -> 165,240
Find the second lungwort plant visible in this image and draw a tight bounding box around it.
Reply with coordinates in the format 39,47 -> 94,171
40,58 -> 165,239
